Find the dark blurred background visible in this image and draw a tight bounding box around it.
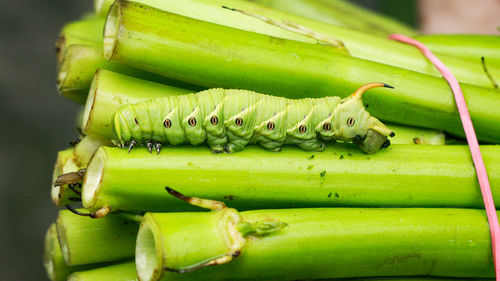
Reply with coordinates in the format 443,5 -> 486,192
0,0 -> 498,280
1,1 -> 92,280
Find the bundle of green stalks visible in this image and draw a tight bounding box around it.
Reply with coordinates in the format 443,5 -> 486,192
46,0 -> 500,280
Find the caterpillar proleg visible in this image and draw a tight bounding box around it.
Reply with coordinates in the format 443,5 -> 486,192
113,82 -> 394,154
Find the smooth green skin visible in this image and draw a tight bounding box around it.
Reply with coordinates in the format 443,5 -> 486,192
114,88 -> 391,153
104,0 -> 500,89
68,262 -> 137,281
416,34 -> 500,68
51,148 -> 81,207
145,208 -> 494,280
56,210 -> 139,266
83,70 -> 193,139
106,2 -> 500,142
64,261 -> 495,281
83,144 -> 500,213
44,224 -> 94,281
57,44 -> 196,104
251,0 -> 417,37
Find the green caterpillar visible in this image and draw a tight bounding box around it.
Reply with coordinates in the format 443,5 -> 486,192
113,83 -> 395,154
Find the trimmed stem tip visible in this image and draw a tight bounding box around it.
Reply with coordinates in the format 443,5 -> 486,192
103,1 -> 120,60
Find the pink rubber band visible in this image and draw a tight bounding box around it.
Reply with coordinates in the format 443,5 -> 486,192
389,34 -> 499,279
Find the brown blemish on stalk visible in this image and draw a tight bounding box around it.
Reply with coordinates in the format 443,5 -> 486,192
307,165 -> 314,170
481,56 -> 499,89
320,170 -> 326,177
308,155 -> 315,160
377,253 -> 421,269
223,195 -> 235,201
165,187 -> 226,210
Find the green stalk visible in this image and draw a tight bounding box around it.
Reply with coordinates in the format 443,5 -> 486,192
103,0 -> 500,89
44,224 -> 96,281
68,262 -> 137,281
84,71 -> 443,144
56,209 -> 138,266
68,262 -> 483,281
52,148 -> 81,206
415,34 -> 500,67
104,1 -> 500,142
56,16 -> 104,63
82,144 -> 500,214
137,208 -> 494,280
57,45 -> 198,104
250,0 -> 417,36
82,70 -> 192,139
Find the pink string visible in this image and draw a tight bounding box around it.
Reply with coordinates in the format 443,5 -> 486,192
389,34 -> 499,279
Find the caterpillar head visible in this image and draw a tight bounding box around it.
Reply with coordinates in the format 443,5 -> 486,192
333,82 -> 394,154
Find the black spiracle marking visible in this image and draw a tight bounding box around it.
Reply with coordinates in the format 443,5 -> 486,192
164,119 -> 172,128
323,122 -> 331,131
188,117 -> 197,126
210,115 -> 218,125
267,122 -> 275,131
299,124 -> 307,134
235,117 -> 243,127
347,117 -> 355,127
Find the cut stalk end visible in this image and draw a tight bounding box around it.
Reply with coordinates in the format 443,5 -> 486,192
136,217 -> 162,281
82,147 -> 106,210
55,215 -> 72,266
103,1 -> 120,60
82,74 -> 98,135
52,149 -> 79,206
44,224 -> 59,281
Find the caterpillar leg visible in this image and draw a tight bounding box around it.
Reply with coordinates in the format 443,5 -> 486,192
224,142 -> 245,154
259,140 -> 283,152
297,139 -> 326,151
206,133 -> 228,154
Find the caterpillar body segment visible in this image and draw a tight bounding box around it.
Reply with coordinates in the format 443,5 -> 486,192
113,83 -> 394,154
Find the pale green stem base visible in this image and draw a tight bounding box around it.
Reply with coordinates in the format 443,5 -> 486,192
56,209 -> 139,266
